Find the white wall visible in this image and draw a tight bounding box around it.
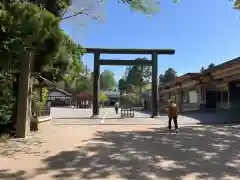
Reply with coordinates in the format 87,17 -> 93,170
104,90 -> 120,98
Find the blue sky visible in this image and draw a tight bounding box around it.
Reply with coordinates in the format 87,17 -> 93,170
61,0 -> 240,81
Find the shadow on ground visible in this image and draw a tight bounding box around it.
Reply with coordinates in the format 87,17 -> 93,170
146,110 -> 240,125
0,169 -> 26,180
28,125 -> 240,179
0,136 -> 46,157
180,110 -> 240,124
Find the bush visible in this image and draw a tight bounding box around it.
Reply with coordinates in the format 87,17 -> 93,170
120,93 -> 143,107
0,74 -> 18,134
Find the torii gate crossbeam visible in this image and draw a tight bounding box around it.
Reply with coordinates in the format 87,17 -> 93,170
85,48 -> 175,118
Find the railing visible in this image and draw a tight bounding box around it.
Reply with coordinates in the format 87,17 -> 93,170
32,104 -> 51,117
47,96 -> 71,101
37,106 -> 51,117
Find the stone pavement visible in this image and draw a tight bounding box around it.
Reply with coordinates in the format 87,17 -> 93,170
51,107 -> 239,125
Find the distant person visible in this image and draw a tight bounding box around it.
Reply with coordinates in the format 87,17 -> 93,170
166,99 -> 179,132
114,101 -> 120,114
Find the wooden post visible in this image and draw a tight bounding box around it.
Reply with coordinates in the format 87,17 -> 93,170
151,52 -> 158,118
140,65 -> 143,105
16,53 -> 32,138
179,86 -> 183,112
92,52 -> 100,117
228,90 -> 230,110
221,91 -> 223,107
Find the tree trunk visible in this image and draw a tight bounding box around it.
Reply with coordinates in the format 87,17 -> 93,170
16,52 -> 32,138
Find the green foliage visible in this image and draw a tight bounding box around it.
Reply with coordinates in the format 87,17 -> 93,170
159,68 -> 178,85
116,0 -> 178,15
72,73 -> 93,94
40,87 -> 48,109
0,2 -> 84,132
0,2 -> 63,73
99,91 -> 108,103
0,2 -> 84,81
118,78 -> 126,92
100,70 -> 116,90
200,66 -> 205,72
118,58 -> 152,94
118,0 -> 160,14
24,0 -> 71,17
0,75 -> 15,124
199,63 -> 215,73
208,63 -> 215,69
234,0 -> 240,9
120,93 -> 141,107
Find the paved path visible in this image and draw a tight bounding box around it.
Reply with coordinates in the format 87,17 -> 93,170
50,107 -> 240,125
50,108 -> 202,125
50,107 -> 150,119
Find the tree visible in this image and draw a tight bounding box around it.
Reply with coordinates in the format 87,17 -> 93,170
0,2 -> 84,136
200,66 -> 205,72
18,0 -> 179,21
159,74 -> 165,85
208,63 -> 215,69
61,0 -> 174,20
136,58 -> 152,84
118,78 -> 126,93
99,91 -> 108,104
0,2 -> 65,136
119,58 -> 152,94
75,75 -> 93,93
125,58 -> 151,86
234,0 -> 240,9
100,70 -> 116,90
159,68 -> 178,85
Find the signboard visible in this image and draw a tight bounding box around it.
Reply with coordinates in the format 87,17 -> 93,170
216,83 -> 228,91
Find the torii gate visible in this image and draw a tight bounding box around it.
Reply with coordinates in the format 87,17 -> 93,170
84,48 -> 175,118
15,48 -> 175,138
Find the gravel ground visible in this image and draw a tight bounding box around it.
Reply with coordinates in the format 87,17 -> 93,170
0,108 -> 239,180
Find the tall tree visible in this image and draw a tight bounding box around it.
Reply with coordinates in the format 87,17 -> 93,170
100,70 -> 116,90
159,68 -> 178,85
208,63 -> 215,69
120,57 -> 152,94
0,2 -> 84,136
136,58 -> 152,84
159,74 -> 165,85
234,0 -> 240,9
99,91 -> 108,104
200,66 -> 205,72
118,78 -> 126,93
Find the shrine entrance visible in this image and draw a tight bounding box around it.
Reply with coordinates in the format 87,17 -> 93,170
85,48 -> 175,118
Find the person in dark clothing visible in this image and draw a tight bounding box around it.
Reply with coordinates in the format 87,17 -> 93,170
166,99 -> 179,132
114,101 -> 119,114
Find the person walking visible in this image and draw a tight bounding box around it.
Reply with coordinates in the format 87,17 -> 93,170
166,99 -> 179,133
114,101 -> 120,114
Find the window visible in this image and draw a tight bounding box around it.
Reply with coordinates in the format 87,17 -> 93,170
189,90 -> 198,103
217,92 -> 221,102
222,91 -> 228,103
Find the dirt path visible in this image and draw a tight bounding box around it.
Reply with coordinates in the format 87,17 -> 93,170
0,122 -> 240,180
